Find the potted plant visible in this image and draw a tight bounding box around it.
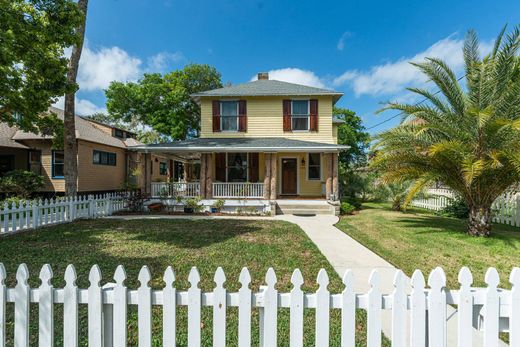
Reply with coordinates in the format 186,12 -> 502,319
184,197 -> 201,213
211,199 -> 225,213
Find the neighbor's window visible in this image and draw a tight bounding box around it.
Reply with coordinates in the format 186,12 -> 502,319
52,150 -> 64,178
114,129 -> 124,138
159,162 -> 167,175
221,101 -> 238,131
308,153 -> 321,180
227,153 -> 247,182
93,150 -> 117,166
292,100 -> 309,131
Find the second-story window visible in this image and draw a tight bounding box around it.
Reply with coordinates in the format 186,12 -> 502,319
291,100 -> 310,131
221,101 -> 238,131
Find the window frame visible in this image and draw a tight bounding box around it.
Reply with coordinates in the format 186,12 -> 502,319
220,100 -> 239,132
92,150 -> 117,166
307,153 -> 321,181
291,100 -> 310,131
51,150 -> 65,179
226,152 -> 249,182
159,162 -> 168,176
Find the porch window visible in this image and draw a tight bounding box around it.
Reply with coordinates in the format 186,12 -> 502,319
159,162 -> 167,175
227,153 -> 247,182
308,153 -> 321,180
291,100 -> 310,131
51,150 -> 64,178
221,101 -> 238,131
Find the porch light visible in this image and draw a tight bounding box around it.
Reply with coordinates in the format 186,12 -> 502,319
301,158 -> 305,166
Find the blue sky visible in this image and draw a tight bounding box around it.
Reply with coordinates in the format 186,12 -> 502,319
61,0 -> 520,134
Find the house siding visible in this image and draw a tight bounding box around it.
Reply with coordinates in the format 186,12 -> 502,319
77,140 -> 127,192
200,96 -> 336,144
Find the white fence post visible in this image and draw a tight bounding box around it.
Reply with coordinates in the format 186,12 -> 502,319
187,267 -> 201,347
162,267 -> 176,347
238,268 -> 251,347
0,264 -> 6,347
14,264 -> 29,347
510,268 -> 520,347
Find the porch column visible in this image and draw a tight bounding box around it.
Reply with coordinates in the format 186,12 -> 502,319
332,153 -> 339,200
270,153 -> 277,200
326,153 -> 333,200
200,153 -> 207,198
144,152 -> 152,194
263,153 -> 271,200
206,153 -> 213,198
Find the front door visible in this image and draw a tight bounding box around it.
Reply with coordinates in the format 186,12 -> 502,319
281,158 -> 297,195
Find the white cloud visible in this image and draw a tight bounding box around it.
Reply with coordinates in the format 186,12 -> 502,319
53,96 -> 106,116
77,46 -> 142,91
333,35 -> 493,97
250,68 -> 326,88
146,51 -> 183,72
337,32 -> 351,51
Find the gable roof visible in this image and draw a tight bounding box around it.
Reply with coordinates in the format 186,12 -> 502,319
9,107 -> 142,149
191,79 -> 343,103
0,122 -> 29,149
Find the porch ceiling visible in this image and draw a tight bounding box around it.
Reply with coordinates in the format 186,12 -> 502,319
129,137 -> 349,153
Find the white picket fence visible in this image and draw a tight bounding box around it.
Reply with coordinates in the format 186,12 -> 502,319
0,193 -> 127,234
0,263 -> 518,347
411,188 -> 520,227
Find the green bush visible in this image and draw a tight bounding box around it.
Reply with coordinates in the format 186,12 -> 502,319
340,202 -> 356,215
0,170 -> 44,198
439,199 -> 469,219
341,197 -> 362,209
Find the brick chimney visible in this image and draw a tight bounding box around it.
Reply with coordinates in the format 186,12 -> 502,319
257,72 -> 269,80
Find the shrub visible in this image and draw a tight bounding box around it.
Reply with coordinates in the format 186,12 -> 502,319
0,170 -> 44,198
340,202 -> 356,215
341,197 -> 362,209
439,199 -> 469,219
185,197 -> 204,213
125,191 -> 149,212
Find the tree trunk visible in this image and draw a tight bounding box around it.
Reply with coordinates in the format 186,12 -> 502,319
468,205 -> 492,236
64,0 -> 89,196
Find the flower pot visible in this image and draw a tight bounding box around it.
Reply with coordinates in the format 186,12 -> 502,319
184,207 -> 194,213
211,207 -> 219,213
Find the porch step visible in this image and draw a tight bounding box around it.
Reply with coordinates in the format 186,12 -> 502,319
275,200 -> 336,216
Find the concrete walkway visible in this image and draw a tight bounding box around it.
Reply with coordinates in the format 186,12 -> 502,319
106,214 -> 503,346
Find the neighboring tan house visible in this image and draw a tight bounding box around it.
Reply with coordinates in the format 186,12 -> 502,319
0,107 -> 184,194
130,73 -> 349,215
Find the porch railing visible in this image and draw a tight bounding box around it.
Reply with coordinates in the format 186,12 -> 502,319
151,182 -> 200,198
213,182 -> 264,198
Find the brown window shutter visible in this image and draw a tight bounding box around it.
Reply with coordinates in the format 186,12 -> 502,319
215,153 -> 226,182
283,99 -> 292,131
248,153 -> 259,182
212,100 -> 221,132
310,99 -> 318,131
238,100 -> 247,132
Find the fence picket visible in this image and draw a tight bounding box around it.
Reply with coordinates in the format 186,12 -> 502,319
367,270 -> 381,347
316,269 -> 330,347
0,264 -> 5,347
391,270 -> 406,347
113,265 -> 127,347
187,267 -> 201,347
510,268 -> 520,347
138,266 -> 152,347
163,267 -> 176,347
484,268 -> 500,347
290,269 -> 304,347
263,268 -> 278,347
213,267 -> 226,347
428,267 -> 447,347
88,265 -> 103,347
457,267 -> 473,347
38,264 -> 54,347
410,270 -> 426,347
238,268 -> 252,347
14,264 -> 30,347
64,265 -> 78,347
341,270 -> 355,347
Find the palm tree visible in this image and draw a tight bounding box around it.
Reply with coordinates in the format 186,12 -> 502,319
371,27 -> 520,236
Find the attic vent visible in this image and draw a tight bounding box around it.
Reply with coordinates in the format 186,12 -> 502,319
257,72 -> 269,80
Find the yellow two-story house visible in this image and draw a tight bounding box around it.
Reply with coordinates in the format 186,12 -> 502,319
132,73 -> 348,215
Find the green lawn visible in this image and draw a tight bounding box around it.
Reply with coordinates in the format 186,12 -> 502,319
336,203 -> 520,288
0,218 -> 386,346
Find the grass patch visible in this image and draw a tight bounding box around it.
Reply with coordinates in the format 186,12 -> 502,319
336,202 -> 520,288
0,218 -> 387,346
